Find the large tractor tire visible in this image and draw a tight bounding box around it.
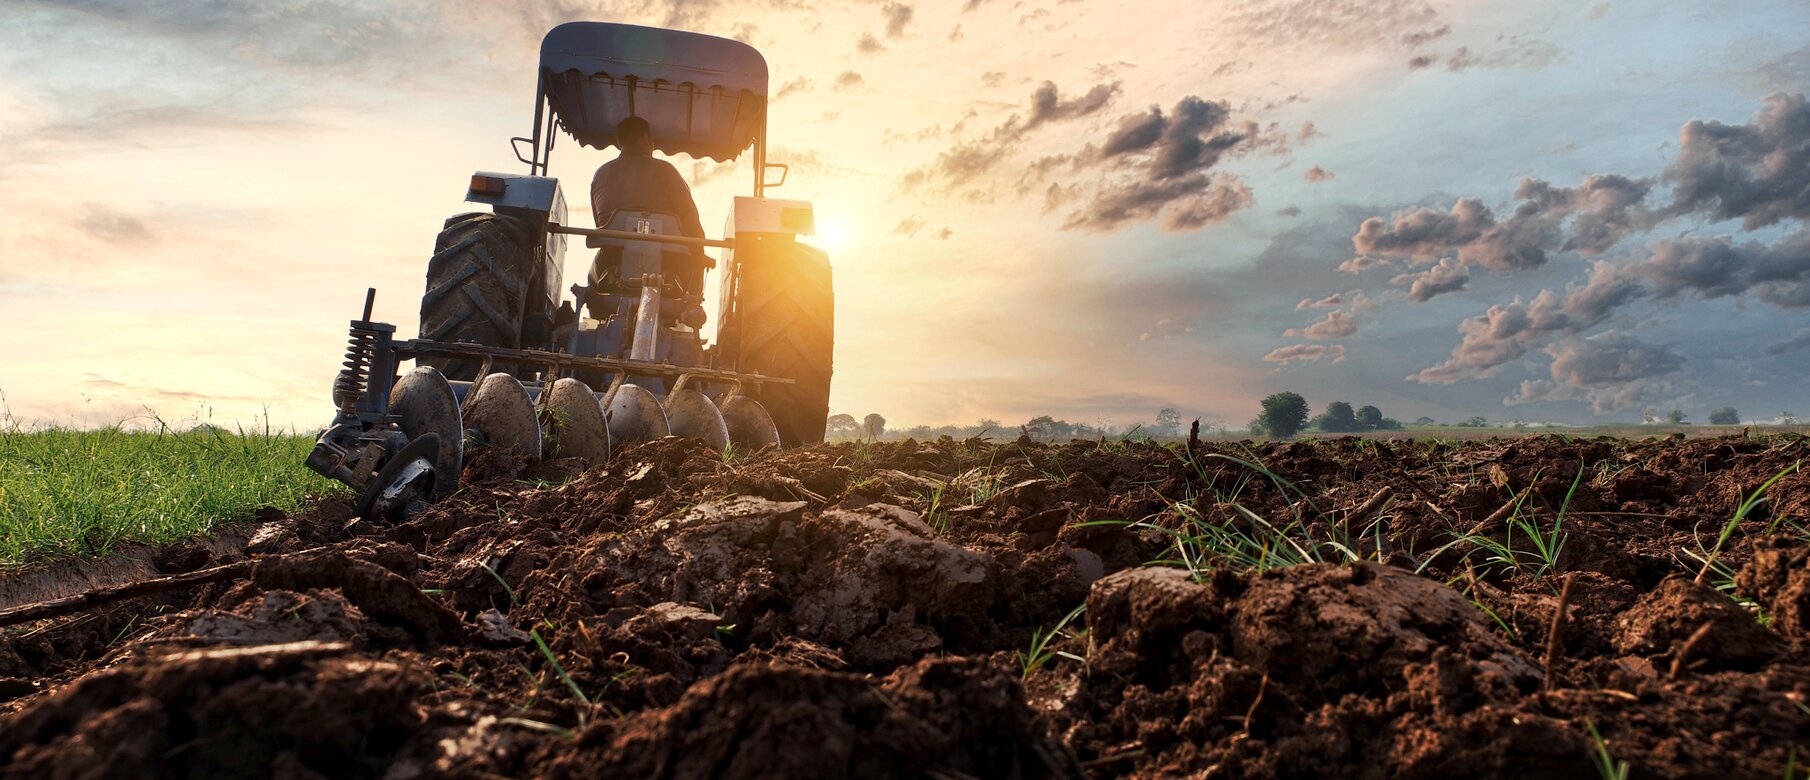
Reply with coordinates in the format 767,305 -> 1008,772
732,241 -> 833,446
418,213 -> 534,380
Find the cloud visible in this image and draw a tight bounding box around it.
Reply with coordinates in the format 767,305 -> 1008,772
1349,175 -> 1653,272
1637,230 -> 1810,308
1407,54 -> 1436,70
1441,38 -> 1561,71
1283,309 -> 1357,339
775,77 -> 813,100
1064,174 -> 1253,233
857,32 -> 886,54
1662,92 -> 1810,230
1228,0 -> 1448,55
73,204 -> 154,244
892,216 -> 925,236
834,71 -> 865,90
1408,229 -> 1806,386
904,79 -> 1122,192
1767,329 -> 1810,356
1295,292 -> 1345,310
1304,165 -> 1334,183
1391,256 -> 1468,302
1263,343 -> 1347,366
1026,81 -> 1121,129
1520,333 -> 1687,414
882,1 -> 913,37
1053,96 -> 1280,232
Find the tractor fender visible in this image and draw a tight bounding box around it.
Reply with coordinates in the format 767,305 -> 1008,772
465,171 -> 567,324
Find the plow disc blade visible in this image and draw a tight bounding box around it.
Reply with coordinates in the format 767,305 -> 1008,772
666,387 -> 730,451
605,383 -> 669,446
354,432 -> 439,523
543,378 -> 610,461
464,373 -> 542,459
389,366 -> 463,498
718,395 -> 780,452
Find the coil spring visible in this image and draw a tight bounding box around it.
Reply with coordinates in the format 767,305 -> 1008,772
333,327 -> 376,410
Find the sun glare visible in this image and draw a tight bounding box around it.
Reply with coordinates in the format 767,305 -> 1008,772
811,215 -> 854,253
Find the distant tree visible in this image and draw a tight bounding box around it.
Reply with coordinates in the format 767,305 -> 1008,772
1155,408 -> 1182,436
1025,415 -> 1056,440
1256,393 -> 1310,440
825,413 -> 860,439
1666,409 -> 1688,425
1247,416 -> 1267,437
1355,405 -> 1386,430
1413,416 -> 1436,426
1460,416 -> 1487,428
1709,407 -> 1740,425
977,418 -> 1001,430
1378,418 -> 1403,430
863,413 -> 887,440
1314,401 -> 1360,433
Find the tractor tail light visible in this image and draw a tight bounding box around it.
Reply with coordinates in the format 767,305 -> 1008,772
470,175 -> 507,196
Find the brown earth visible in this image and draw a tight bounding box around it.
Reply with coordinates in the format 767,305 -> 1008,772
2,433 -> 1807,778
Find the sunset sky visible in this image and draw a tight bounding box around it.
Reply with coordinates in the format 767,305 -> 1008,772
2,0 -> 1807,431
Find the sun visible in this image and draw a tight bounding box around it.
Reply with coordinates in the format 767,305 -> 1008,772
810,213 -> 854,254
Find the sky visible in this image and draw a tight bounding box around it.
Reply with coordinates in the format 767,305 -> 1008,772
1,0 -> 1807,431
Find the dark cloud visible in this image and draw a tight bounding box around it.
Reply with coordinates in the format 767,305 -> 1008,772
1638,230 -> 1810,308
1391,256 -> 1468,302
1283,309 -> 1357,339
1263,343 -> 1346,366
1350,175 -> 1652,272
1277,205 -> 1304,218
1026,81 -> 1121,129
1663,92 -> 1810,230
834,71 -> 865,90
1305,165 -> 1334,183
73,204 -> 153,244
1050,96 -> 1280,232
882,1 -> 913,37
1407,54 -> 1436,70
1063,174 -> 1252,233
857,32 -> 886,54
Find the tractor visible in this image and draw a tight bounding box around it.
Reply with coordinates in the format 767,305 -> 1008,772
305,22 -> 834,520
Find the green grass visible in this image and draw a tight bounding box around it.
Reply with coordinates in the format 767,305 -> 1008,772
0,422 -> 343,564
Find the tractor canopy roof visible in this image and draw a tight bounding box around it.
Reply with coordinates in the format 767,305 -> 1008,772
539,22 -> 768,162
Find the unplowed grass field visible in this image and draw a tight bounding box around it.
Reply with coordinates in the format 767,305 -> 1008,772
0,426 -> 340,564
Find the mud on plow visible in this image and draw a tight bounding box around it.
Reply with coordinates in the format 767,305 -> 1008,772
305,22 -> 834,521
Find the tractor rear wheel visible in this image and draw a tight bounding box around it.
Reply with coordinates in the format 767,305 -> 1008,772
418,213 -> 534,380
732,241 -> 833,446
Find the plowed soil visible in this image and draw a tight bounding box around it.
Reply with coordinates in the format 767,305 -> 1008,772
3,433 -> 1807,778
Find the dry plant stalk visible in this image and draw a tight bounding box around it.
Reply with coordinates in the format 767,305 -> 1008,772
1542,572 -> 1578,692
1669,621 -> 1716,680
